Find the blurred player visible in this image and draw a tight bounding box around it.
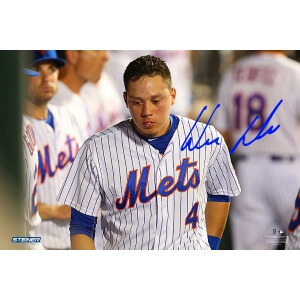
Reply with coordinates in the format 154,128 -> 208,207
24,50 -> 83,249
80,68 -> 125,133
285,189 -> 300,249
22,67 -> 44,249
57,55 -> 241,250
51,50 -> 109,138
215,50 -> 300,249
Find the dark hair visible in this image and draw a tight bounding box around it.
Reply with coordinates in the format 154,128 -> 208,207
123,55 -> 172,91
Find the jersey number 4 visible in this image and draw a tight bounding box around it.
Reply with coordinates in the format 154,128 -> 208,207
234,93 -> 266,131
185,202 -> 199,229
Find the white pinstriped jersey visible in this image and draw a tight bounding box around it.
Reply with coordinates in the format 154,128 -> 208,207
57,116 -> 241,250
51,81 -> 93,141
286,189 -> 300,249
80,71 -> 125,133
22,116 -> 43,247
26,104 -> 83,249
215,53 -> 300,156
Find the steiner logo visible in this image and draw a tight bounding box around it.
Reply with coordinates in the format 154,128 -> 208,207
11,237 -> 41,243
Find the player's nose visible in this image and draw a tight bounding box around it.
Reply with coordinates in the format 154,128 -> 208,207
141,102 -> 153,117
41,70 -> 52,82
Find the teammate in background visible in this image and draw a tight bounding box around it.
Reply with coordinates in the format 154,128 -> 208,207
22,67 -> 44,249
53,50 -> 117,249
24,50 -> 83,249
285,189 -> 300,249
57,55 -> 241,250
80,66 -> 125,133
51,50 -> 109,139
215,50 -> 300,249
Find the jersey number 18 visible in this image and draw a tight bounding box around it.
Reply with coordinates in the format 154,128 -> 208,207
234,93 -> 266,131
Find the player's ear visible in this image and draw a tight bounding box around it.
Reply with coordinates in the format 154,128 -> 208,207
170,88 -> 176,106
66,50 -> 79,65
123,92 -> 129,108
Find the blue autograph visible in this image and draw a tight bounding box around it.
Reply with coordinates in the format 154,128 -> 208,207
180,99 -> 283,155
181,104 -> 221,151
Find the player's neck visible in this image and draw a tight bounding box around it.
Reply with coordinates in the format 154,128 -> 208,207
59,67 -> 85,94
25,100 -> 48,120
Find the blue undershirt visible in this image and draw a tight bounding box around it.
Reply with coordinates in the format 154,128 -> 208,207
134,114 -> 179,154
45,109 -> 54,130
70,208 -> 98,239
208,194 -> 231,202
208,235 -> 221,250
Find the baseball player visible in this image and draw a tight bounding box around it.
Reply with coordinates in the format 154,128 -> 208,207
22,67 -> 44,249
57,55 -> 241,250
285,188 -> 300,249
80,70 -> 125,133
215,50 -> 300,249
106,51 -> 193,118
24,50 -> 83,249
51,50 -> 109,139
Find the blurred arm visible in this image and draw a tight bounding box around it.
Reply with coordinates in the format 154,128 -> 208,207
37,203 -> 71,220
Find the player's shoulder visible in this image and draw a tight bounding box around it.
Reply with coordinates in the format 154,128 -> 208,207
277,55 -> 300,75
177,115 -> 222,139
21,115 -> 35,140
86,119 -> 132,142
241,53 -> 300,72
47,103 -> 70,119
48,103 -> 82,130
98,70 -> 114,88
22,114 -> 31,128
51,81 -> 76,106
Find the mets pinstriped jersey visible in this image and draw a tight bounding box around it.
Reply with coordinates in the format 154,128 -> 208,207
286,189 -> 300,249
26,104 -> 83,249
22,117 -> 42,233
57,116 -> 241,250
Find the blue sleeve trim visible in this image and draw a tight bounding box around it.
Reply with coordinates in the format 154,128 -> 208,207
208,235 -> 221,250
70,208 -> 98,239
207,194 -> 231,202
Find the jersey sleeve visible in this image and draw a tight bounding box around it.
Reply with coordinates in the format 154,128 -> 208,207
205,129 -> 241,197
56,139 -> 102,217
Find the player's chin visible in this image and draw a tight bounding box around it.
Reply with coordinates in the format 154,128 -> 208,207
140,128 -> 158,137
40,92 -> 55,102
90,72 -> 101,83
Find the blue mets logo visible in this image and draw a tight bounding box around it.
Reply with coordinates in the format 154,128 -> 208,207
115,158 -> 200,210
38,134 -> 79,184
